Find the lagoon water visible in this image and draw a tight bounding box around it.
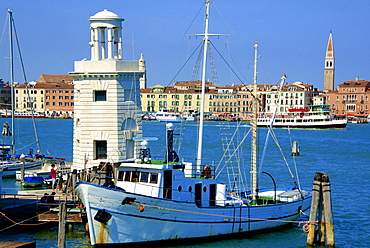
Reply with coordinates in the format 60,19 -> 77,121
0,118 -> 369,247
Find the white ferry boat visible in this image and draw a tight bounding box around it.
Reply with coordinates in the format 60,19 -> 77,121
257,105 -> 347,129
155,109 -> 184,123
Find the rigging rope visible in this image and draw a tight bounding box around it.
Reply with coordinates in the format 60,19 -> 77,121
129,200 -> 309,225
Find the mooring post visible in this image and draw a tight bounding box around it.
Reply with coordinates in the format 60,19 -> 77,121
322,173 -> 335,247
71,169 -> 77,197
58,202 -> 66,248
20,154 -> 25,181
307,172 -> 322,246
306,172 -> 335,247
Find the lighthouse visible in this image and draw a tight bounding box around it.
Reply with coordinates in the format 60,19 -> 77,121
70,9 -> 145,169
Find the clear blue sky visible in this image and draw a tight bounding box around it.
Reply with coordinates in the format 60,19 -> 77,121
1,0 -> 369,90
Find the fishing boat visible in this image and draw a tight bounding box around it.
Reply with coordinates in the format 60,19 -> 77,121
76,1 -> 311,246
155,109 -> 184,123
257,104 -> 347,129
0,10 -> 43,178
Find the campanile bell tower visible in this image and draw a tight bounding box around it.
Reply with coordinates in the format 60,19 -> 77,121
70,9 -> 145,169
324,32 -> 335,91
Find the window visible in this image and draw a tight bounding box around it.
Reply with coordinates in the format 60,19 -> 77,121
94,90 -> 106,101
59,96 -> 63,100
140,172 -> 149,183
124,171 -> 131,181
118,171 -> 125,181
59,102 -> 63,106
150,173 -> 158,184
95,140 -> 107,159
131,171 -> 140,182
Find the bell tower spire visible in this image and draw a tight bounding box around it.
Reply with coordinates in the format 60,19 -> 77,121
324,31 -> 335,91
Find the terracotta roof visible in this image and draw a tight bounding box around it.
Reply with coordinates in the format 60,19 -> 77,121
16,82 -> 74,89
339,80 -> 370,87
37,74 -> 73,84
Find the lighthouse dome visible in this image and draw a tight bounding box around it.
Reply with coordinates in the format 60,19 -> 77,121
89,9 -> 123,21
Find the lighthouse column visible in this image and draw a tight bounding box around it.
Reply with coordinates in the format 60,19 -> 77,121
107,28 -> 113,59
99,28 -> 106,59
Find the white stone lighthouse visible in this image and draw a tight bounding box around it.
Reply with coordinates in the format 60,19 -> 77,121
70,9 -> 145,169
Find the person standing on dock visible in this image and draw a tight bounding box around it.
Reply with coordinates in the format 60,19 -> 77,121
50,164 -> 58,192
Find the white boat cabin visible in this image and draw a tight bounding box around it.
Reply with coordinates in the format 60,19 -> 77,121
115,161 -> 222,208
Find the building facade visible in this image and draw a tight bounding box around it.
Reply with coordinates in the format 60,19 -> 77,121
326,78 -> 370,117
14,74 -> 74,117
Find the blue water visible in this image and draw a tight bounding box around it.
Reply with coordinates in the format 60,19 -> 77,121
1,118 -> 369,247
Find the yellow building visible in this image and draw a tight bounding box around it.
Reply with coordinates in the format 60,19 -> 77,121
141,81 -> 218,113
15,81 -> 45,114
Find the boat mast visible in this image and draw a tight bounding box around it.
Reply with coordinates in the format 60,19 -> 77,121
8,9 -> 15,159
251,42 -> 258,203
196,0 -> 210,166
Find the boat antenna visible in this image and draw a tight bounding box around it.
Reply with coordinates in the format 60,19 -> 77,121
196,0 -> 211,166
251,42 -> 259,204
8,9 -> 15,159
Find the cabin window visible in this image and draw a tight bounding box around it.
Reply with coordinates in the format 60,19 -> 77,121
140,172 -> 149,183
94,90 -> 106,101
188,186 -> 192,192
124,171 -> 131,181
178,186 -> 182,192
94,140 -> 107,159
118,171 -> 125,181
150,173 -> 158,184
203,186 -> 207,193
131,171 -> 140,182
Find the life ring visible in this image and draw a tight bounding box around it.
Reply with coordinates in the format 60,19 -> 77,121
202,165 -> 211,179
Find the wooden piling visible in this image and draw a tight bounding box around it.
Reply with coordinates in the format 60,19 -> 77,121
306,172 -> 335,247
71,169 -> 77,196
58,202 -> 66,248
20,159 -> 25,181
307,172 -> 321,245
322,173 -> 335,247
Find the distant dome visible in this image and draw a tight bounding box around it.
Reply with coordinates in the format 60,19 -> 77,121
89,9 -> 123,21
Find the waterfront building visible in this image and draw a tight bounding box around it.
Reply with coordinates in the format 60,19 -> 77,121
277,82 -> 316,112
324,32 -> 335,91
236,82 -> 317,119
14,74 -> 74,117
15,82 -> 45,114
326,78 -> 370,117
70,9 -> 144,169
211,86 -> 238,114
0,79 -> 11,110
141,81 -> 217,113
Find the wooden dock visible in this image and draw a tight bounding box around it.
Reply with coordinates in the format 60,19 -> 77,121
0,242 -> 36,248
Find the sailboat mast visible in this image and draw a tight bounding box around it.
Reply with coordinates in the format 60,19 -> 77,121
8,9 -> 15,159
196,0 -> 210,166
251,42 -> 258,202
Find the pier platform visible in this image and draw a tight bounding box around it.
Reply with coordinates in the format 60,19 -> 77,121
0,241 -> 36,248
